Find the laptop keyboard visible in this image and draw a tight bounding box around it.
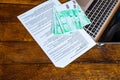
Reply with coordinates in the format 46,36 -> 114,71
84,0 -> 119,38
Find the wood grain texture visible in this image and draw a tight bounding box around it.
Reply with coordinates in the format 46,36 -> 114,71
0,42 -> 120,64
0,0 -> 68,4
1,64 -> 120,80
0,0 -> 120,80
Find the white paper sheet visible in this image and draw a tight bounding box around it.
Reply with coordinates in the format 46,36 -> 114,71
17,0 -> 96,68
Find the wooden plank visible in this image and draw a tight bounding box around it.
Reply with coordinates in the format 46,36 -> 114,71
0,22 -> 34,41
0,42 -> 120,64
0,0 -> 68,5
0,4 -> 34,41
0,4 -> 35,22
1,63 -> 120,80
0,42 -> 51,64
0,65 -> 2,80
0,0 -> 46,5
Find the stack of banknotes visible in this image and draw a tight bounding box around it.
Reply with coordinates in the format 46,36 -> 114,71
52,0 -> 91,35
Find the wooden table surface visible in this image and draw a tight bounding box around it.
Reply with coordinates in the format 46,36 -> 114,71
0,0 -> 120,80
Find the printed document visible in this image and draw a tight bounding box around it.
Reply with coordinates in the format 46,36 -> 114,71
17,0 -> 96,68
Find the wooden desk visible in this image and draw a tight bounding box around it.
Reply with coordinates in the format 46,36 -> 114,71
0,0 -> 120,80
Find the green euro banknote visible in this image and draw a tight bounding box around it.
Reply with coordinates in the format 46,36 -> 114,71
52,0 -> 91,35
52,8 -> 63,34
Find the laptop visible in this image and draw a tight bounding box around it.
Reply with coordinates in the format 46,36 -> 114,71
76,0 -> 120,42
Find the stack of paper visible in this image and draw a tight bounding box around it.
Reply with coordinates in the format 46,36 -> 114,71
52,0 -> 91,34
17,0 -> 96,68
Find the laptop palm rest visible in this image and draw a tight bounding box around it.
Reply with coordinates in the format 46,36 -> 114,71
76,0 -> 94,11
